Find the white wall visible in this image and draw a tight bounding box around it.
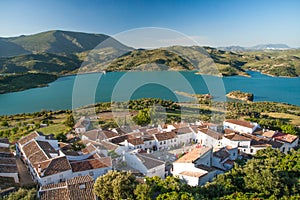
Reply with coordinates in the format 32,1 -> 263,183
198,132 -> 221,148
223,121 -> 257,134
38,170 -> 73,186
0,143 -> 9,148
125,153 -> 165,179
0,172 -> 19,183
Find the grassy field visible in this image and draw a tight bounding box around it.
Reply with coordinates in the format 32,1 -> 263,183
263,112 -> 300,126
37,123 -> 69,135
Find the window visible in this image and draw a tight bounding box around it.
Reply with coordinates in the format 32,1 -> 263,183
149,141 -> 152,145
160,142 -> 162,145
164,141 -> 166,144
250,149 -> 253,153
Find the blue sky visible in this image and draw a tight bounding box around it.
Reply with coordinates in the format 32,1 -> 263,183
0,0 -> 299,47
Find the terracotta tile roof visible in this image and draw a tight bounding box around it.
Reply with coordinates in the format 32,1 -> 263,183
70,157 -> 112,172
179,170 -> 208,178
0,158 -> 17,165
18,131 -> 41,146
0,165 -> 18,173
0,146 -> 18,174
42,156 -> 71,176
175,127 -> 193,135
199,128 -> 223,140
0,152 -> 13,158
23,140 -> 49,164
175,147 -> 211,163
82,129 -> 100,141
262,130 -> 277,138
273,132 -> 298,143
224,128 -> 236,134
127,138 -> 144,145
142,135 -> 155,141
82,143 -> 97,154
225,119 -> 255,129
146,128 -> 159,135
98,141 -> 119,151
40,175 -> 95,200
154,131 -> 177,141
36,140 -> 57,157
110,135 -> 128,144
224,133 -> 251,141
102,130 -> 119,139
0,147 -> 11,153
136,153 -> 165,170
0,138 -> 9,144
213,148 -> 230,161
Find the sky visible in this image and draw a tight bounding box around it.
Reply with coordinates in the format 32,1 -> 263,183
0,0 -> 300,47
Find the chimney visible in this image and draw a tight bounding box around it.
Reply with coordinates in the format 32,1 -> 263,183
38,164 -> 42,173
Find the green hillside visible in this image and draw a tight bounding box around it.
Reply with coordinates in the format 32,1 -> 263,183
0,30 -> 129,57
0,53 -> 81,74
0,73 -> 57,94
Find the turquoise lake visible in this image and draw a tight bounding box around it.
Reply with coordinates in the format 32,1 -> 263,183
0,71 -> 299,115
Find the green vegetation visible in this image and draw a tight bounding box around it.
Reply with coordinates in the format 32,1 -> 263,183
0,30 -> 299,94
0,53 -> 81,74
93,170 -> 137,200
197,148 -> 300,199
92,148 -> 300,200
0,188 -> 37,200
226,90 -> 254,101
0,73 -> 57,94
2,30 -> 111,55
1,98 -> 299,143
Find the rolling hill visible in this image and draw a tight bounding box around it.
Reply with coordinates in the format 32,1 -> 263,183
0,30 -> 130,57
0,30 -> 299,94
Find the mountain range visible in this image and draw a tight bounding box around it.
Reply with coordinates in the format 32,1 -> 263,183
218,44 -> 291,52
0,30 -> 299,94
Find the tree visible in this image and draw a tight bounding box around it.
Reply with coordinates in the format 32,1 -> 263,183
55,133 -> 67,142
156,191 -> 194,200
4,188 -> 37,200
94,170 -> 137,200
133,109 -> 151,126
134,183 -> 153,200
281,124 -> 298,135
1,121 -> 9,127
64,114 -> 75,128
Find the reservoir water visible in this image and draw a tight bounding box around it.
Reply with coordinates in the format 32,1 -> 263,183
0,71 -> 299,115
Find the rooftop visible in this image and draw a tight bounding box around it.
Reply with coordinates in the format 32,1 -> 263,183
34,156 -> 71,177
135,153 -> 165,170
40,175 -> 95,200
224,133 -> 252,141
174,147 -> 211,163
225,119 -> 255,129
154,131 -> 177,141
18,131 -> 41,146
175,127 -> 193,135
70,156 -> 111,172
213,148 -> 230,161
273,132 -> 298,143
179,170 -> 208,178
0,138 -> 9,144
199,128 -> 223,140
127,138 -> 144,145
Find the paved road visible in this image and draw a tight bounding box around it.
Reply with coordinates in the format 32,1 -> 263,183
15,157 -> 35,187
